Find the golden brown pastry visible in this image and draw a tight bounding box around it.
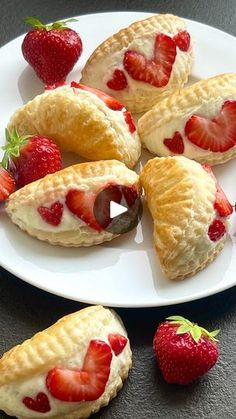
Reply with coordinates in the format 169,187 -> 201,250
138,73 -> 236,165
6,160 -> 140,247
81,14 -> 193,113
0,305 -> 132,418
7,84 -> 141,169
140,156 -> 233,280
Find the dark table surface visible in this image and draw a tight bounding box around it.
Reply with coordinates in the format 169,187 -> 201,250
1,1 -> 236,418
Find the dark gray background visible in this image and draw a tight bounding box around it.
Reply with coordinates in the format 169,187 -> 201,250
1,1 -> 236,418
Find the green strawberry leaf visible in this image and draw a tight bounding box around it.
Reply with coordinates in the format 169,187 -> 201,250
25,16 -> 45,29
176,324 -> 191,334
210,329 -> 220,338
191,325 -> 202,343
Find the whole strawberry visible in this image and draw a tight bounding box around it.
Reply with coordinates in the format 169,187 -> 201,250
22,17 -> 83,84
153,316 -> 219,385
2,128 -> 62,188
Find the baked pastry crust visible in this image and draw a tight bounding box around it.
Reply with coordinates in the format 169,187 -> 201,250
140,156 -> 227,280
138,73 -> 236,165
6,160 -> 139,247
81,14 -> 193,113
0,305 -> 132,418
7,85 -> 141,169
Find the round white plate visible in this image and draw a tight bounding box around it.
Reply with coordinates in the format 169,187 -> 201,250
0,12 -> 236,307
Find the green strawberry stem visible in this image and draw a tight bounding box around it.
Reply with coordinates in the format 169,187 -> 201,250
25,16 -> 78,31
1,128 -> 30,169
166,315 -> 220,343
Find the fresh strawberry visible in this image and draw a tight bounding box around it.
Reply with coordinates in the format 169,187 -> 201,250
0,166 -> 16,202
23,392 -> 50,413
108,333 -> 128,356
46,339 -> 112,402
173,30 -> 191,51
2,128 -> 62,188
22,16 -> 82,84
66,189 -> 102,231
202,164 -> 233,217
71,81 -> 123,110
123,34 -> 176,88
208,219 -> 226,241
123,111 -> 136,133
107,69 -> 128,90
153,316 -> 219,385
38,202 -> 63,226
185,100 -> 236,152
163,131 -> 185,154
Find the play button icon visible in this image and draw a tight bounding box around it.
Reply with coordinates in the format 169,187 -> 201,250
93,184 -> 142,235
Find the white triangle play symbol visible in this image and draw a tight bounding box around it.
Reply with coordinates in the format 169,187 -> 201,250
110,201 -> 128,219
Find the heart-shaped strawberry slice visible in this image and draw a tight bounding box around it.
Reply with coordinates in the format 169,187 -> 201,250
23,392 -> 51,413
37,201 -> 63,226
66,189 -> 102,231
173,30 -> 191,51
123,33 -> 176,88
163,131 -> 185,154
208,219 -> 226,241
46,339 -> 112,402
108,333 -> 128,356
185,100 -> 236,152
107,69 -> 128,90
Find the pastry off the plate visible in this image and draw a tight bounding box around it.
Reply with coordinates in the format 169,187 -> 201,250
140,156 -> 233,280
7,84 -> 140,169
0,305 -> 132,418
139,73 -> 236,165
5,160 -> 140,247
81,14 -> 193,113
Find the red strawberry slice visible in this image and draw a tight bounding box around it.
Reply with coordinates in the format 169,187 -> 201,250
107,69 -> 128,90
71,81 -> 123,110
108,333 -> 128,356
123,111 -> 136,133
163,131 -> 185,154
123,33 -> 176,88
202,164 -> 233,217
185,100 -> 236,152
208,219 -> 226,241
122,185 -> 138,207
66,189 -> 102,232
173,30 -> 191,52
46,339 -> 112,402
23,392 -> 50,413
0,166 -> 16,202
37,202 -> 63,226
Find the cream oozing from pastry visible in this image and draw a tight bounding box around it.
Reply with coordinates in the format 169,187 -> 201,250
0,321 -> 131,418
141,95 -> 236,159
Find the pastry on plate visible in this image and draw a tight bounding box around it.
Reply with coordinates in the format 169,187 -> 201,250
0,305 -> 132,418
81,14 -> 193,113
7,84 -> 140,169
140,156 -> 233,280
139,73 -> 236,165
6,160 -> 140,247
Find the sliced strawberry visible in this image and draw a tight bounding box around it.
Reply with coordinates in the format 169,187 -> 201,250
0,166 -> 16,202
108,333 -> 128,356
122,185 -> 138,207
93,184 -> 122,229
173,30 -> 191,52
71,82 -> 123,110
37,202 -> 63,226
163,131 -> 184,154
123,33 -> 176,88
185,100 -> 236,152
46,339 -> 112,402
123,111 -> 136,133
66,189 -> 102,231
107,69 -> 128,90
202,164 -> 233,217
208,219 -> 226,241
23,392 -> 50,413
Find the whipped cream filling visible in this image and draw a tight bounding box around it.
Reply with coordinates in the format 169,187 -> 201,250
143,95 -> 236,158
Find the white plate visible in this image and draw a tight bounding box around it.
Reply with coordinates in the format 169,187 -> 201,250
0,11 -> 236,307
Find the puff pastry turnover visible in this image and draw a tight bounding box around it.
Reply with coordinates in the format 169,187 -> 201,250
6,160 -> 140,247
140,156 -> 232,280
0,305 -> 132,418
81,14 -> 193,113
7,84 -> 141,169
139,73 -> 236,165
